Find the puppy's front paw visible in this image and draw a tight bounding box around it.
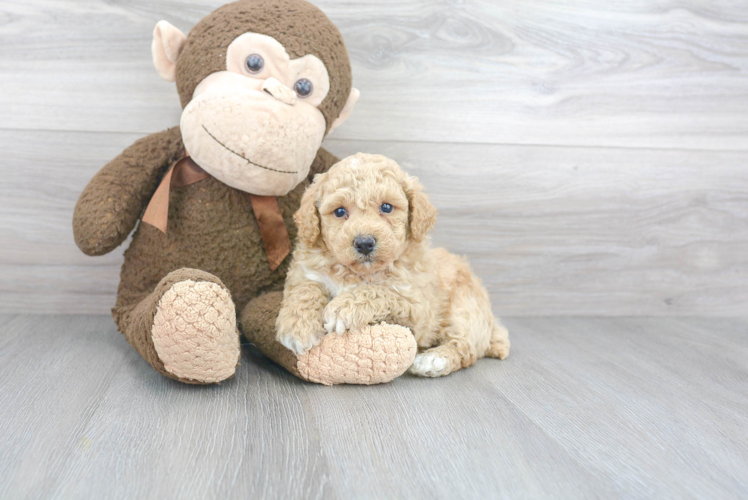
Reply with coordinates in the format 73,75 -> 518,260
323,301 -> 352,334
277,320 -> 324,355
409,352 -> 450,377
323,295 -> 366,335
278,332 -> 317,355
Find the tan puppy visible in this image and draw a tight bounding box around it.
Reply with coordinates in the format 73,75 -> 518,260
276,153 -> 510,377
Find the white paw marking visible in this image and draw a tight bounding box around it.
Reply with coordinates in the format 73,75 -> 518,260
278,332 -> 319,355
409,352 -> 449,377
322,306 -> 350,335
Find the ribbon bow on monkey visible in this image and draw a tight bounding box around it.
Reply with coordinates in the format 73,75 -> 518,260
142,155 -> 292,271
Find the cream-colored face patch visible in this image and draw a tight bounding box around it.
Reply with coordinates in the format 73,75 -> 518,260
181,79 -> 325,196
226,33 -> 330,107
179,32 -> 330,196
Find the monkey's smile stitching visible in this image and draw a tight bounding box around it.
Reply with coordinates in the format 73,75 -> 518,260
201,125 -> 298,174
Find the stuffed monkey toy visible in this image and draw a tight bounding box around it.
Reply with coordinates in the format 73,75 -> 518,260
73,0 -> 416,385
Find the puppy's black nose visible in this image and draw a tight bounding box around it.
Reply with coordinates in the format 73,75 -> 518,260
353,235 -> 377,256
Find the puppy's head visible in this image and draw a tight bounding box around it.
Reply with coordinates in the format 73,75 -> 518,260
294,153 -> 437,275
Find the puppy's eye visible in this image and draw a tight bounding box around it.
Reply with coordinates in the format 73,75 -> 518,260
333,207 -> 347,218
380,203 -> 394,214
245,54 -> 264,74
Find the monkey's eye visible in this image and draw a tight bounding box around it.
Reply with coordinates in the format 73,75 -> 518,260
294,78 -> 313,98
333,207 -> 347,218
380,203 -> 394,214
245,54 -> 264,74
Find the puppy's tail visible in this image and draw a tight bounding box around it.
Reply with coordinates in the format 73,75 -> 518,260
486,318 -> 510,360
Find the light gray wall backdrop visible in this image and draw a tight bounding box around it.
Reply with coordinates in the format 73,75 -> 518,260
1,0 -> 747,315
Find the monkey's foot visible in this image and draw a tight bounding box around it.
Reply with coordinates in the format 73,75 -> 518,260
152,280 -> 241,384
296,322 -> 417,386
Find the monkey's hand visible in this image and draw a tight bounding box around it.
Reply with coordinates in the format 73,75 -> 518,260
275,280 -> 329,355
73,127 -> 184,256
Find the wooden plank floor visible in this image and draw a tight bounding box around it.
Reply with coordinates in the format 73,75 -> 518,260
1,315 -> 746,499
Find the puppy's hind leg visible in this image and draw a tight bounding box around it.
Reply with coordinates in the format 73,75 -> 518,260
409,263 -> 508,378
409,284 -> 486,378
486,318 -> 510,360
408,336 -> 476,378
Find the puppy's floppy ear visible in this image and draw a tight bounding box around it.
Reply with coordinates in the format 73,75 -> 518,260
404,175 -> 437,242
294,175 -> 325,248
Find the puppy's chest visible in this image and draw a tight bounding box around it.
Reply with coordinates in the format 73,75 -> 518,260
302,267 -> 352,297
302,266 -> 412,299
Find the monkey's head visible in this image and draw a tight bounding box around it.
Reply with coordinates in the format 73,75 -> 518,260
152,0 -> 359,196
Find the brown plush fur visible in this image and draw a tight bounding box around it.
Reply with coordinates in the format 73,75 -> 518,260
241,291 -> 304,378
73,123 -> 338,381
73,127 -> 185,257
277,154 -> 510,376
176,0 -> 352,134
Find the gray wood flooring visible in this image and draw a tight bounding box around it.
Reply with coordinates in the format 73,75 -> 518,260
2,315 -> 747,499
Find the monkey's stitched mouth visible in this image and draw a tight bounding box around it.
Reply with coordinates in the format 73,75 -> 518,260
201,125 -> 298,175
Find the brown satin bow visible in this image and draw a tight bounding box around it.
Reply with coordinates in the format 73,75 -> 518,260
142,156 -> 291,271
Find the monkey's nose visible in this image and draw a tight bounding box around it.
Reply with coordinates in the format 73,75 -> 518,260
261,77 -> 297,105
353,235 -> 377,256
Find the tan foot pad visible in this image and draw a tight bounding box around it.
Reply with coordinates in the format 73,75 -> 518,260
297,323 -> 417,386
152,280 -> 240,383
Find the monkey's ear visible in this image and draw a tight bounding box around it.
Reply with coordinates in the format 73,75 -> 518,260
405,175 -> 437,243
152,21 -> 187,82
328,88 -> 360,133
294,177 -> 324,248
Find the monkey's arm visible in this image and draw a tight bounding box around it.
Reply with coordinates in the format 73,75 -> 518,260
308,147 -> 340,181
73,126 -> 185,256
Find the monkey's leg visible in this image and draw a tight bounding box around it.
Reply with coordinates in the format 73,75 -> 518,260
240,292 -> 417,386
113,268 -> 241,384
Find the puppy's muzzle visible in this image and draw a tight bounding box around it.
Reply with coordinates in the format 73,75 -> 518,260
353,235 -> 377,256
